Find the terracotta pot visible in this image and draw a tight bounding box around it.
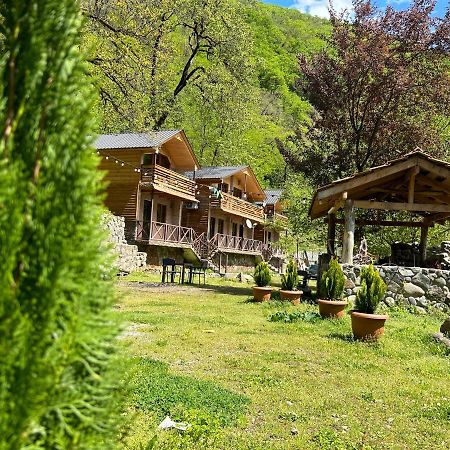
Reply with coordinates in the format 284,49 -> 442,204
280,290 -> 303,305
351,311 -> 388,341
318,299 -> 348,318
253,286 -> 273,302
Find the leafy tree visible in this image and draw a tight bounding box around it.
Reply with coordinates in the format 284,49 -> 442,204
292,0 -> 450,185
0,0 -> 118,448
282,174 -> 326,252
83,0 -> 253,130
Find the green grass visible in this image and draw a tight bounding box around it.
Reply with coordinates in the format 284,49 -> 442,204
115,273 -> 450,449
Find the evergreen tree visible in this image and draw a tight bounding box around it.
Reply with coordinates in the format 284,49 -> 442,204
0,1 -> 118,448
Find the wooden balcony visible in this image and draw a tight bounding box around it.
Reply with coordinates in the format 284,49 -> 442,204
209,233 -> 265,255
211,192 -> 265,222
135,221 -> 206,257
140,164 -> 197,201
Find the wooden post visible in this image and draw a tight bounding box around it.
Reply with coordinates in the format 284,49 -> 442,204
178,201 -> 183,228
341,200 -> 355,264
419,226 -> 428,266
327,214 -> 336,256
408,166 -> 419,204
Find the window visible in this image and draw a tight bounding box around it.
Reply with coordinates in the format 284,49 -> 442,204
220,183 -> 229,193
156,204 -> 167,223
217,219 -> 224,234
142,153 -> 154,166
267,231 -> 272,242
232,223 -> 238,237
233,187 -> 242,199
239,224 -> 244,238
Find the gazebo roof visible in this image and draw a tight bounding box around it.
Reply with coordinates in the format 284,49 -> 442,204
309,150 -> 450,223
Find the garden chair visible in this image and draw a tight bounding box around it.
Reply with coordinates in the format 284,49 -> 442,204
189,259 -> 208,285
161,258 -> 182,284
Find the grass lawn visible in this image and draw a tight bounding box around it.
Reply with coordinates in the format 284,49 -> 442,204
115,272 -> 450,450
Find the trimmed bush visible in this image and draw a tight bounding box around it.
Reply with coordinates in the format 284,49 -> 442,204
355,264 -> 387,314
320,257 -> 345,300
281,259 -> 299,291
254,262 -> 271,287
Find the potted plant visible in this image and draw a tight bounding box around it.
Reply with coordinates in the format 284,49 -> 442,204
318,257 -> 347,318
253,262 -> 273,302
280,259 -> 302,305
351,264 -> 388,340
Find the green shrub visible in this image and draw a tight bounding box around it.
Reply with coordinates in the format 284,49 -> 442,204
320,257 -> 345,300
0,1 -> 119,448
254,262 -> 271,287
281,259 -> 299,291
355,264 -> 387,314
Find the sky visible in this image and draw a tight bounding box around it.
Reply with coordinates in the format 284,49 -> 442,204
260,0 -> 449,19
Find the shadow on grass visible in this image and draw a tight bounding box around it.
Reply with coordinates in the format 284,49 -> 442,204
201,283 -> 253,297
132,358 -> 250,426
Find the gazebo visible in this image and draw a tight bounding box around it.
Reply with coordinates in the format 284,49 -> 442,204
309,150 -> 450,265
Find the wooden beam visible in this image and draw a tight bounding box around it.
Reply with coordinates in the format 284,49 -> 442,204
341,200 -> 355,264
423,213 -> 450,225
353,200 -> 450,213
317,159 -> 418,201
324,218 -> 429,227
408,166 -> 420,204
327,192 -> 347,215
416,157 -> 450,181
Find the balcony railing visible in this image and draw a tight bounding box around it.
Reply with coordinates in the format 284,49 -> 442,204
136,221 -> 196,244
211,192 -> 265,222
140,164 -> 197,200
209,233 -> 264,254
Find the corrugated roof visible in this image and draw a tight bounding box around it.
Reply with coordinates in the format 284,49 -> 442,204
94,130 -> 182,149
264,189 -> 283,205
184,166 -> 248,180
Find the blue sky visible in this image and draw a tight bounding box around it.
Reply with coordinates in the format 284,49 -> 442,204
260,0 -> 448,19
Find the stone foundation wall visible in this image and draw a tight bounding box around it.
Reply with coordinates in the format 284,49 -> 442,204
103,214 -> 147,273
342,264 -> 450,313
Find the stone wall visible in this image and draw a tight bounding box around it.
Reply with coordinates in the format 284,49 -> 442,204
103,214 -> 147,273
342,264 -> 450,313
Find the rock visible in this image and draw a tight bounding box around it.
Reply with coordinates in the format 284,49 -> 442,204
411,273 -> 430,290
403,283 -> 425,297
440,318 -> 450,336
416,296 -> 429,308
434,303 -> 449,312
399,268 -> 414,277
435,277 -> 446,287
224,273 -> 239,280
387,281 -> 401,293
408,297 -> 417,306
384,296 -> 395,307
345,278 -> 355,289
415,306 -> 427,315
291,428 -> 299,436
346,295 -> 356,303
238,273 -> 253,283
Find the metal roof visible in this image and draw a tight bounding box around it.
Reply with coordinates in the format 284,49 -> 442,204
264,189 -> 283,205
94,130 -> 182,150
184,166 -> 248,180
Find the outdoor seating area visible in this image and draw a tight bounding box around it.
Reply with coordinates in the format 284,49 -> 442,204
161,257 -> 207,285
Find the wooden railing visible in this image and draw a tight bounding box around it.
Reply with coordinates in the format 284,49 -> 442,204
136,221 -> 195,245
209,233 -> 265,254
140,164 -> 196,200
211,192 -> 265,222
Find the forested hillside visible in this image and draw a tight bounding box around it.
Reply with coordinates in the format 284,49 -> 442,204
82,0 -> 329,186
